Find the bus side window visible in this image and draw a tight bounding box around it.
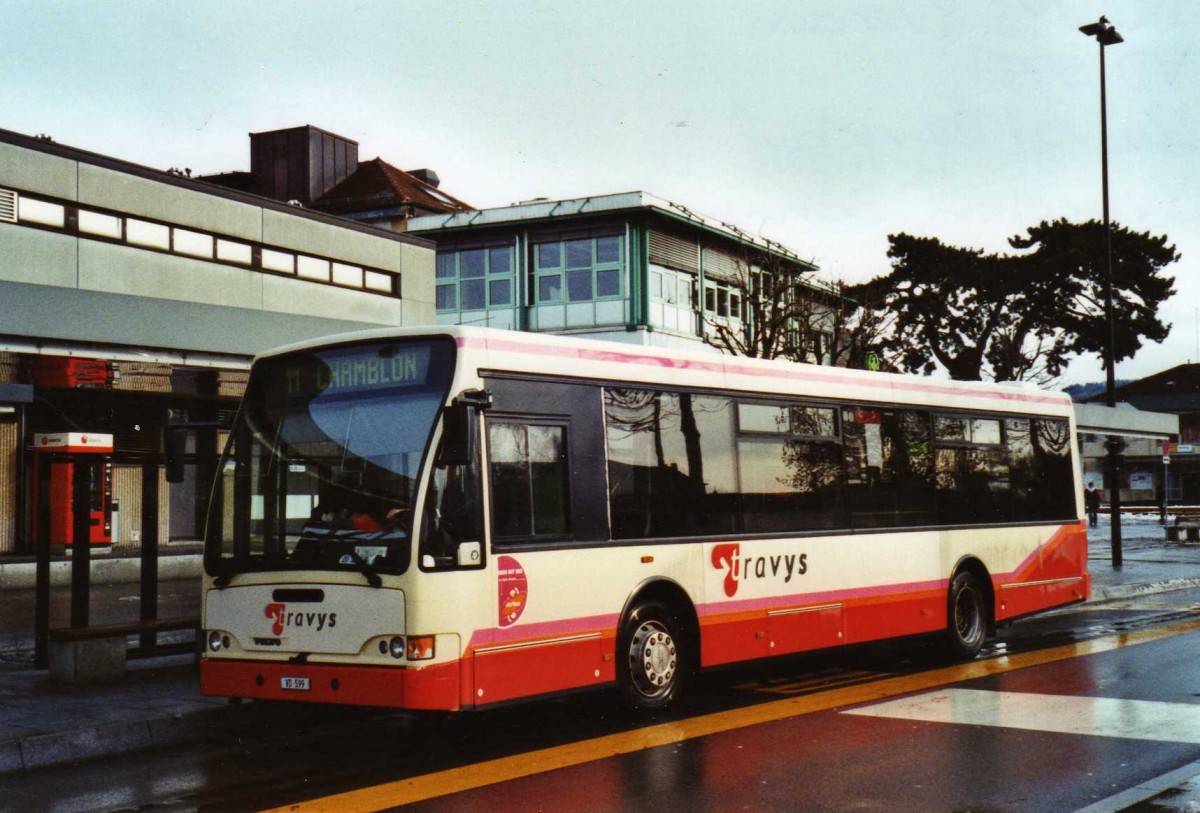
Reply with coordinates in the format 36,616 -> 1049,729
420,438 -> 484,569
488,421 -> 571,542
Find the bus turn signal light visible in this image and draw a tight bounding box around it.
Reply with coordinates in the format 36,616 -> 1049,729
406,636 -> 435,660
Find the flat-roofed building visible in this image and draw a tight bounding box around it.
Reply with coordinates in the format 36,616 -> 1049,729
408,192 -> 837,361
0,127 -> 436,555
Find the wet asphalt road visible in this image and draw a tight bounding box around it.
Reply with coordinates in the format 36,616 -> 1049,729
3,587 -> 1200,812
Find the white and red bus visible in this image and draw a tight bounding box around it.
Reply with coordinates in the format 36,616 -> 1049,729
200,326 -> 1087,711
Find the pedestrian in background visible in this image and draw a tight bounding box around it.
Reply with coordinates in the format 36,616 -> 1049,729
1085,484 -> 1101,528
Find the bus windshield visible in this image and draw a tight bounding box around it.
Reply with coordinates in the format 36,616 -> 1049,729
205,337 -> 456,577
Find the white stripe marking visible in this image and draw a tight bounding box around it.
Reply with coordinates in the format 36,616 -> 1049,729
844,688 -> 1200,744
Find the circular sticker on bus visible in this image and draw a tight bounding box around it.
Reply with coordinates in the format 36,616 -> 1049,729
497,555 -> 528,627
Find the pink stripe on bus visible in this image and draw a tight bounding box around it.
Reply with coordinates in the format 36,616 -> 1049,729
456,335 -> 1067,407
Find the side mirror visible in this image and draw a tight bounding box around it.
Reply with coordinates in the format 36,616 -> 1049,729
440,402 -> 473,466
439,389 -> 491,466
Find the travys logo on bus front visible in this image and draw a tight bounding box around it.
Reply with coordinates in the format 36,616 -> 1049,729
263,603 -> 338,635
710,543 -> 808,598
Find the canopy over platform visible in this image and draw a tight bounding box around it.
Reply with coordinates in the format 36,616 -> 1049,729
1074,402 -> 1179,440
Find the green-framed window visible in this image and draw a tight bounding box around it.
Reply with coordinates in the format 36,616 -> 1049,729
534,234 -> 624,304
703,279 -> 742,322
650,266 -> 696,308
436,244 -> 516,313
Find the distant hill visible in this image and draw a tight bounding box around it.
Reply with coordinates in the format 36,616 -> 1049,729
1064,381 -> 1132,402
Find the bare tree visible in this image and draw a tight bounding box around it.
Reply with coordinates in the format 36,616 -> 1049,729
700,245 -> 889,369
805,279 -> 896,371
700,246 -> 806,360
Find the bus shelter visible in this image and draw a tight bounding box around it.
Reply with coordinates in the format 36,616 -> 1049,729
31,432 -> 217,675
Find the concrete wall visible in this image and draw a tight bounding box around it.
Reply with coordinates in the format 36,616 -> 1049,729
0,136 -> 436,356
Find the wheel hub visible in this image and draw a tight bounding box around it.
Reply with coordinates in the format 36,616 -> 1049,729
630,621 -> 677,695
956,586 -> 982,640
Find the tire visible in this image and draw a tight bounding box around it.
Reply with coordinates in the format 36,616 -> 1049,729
618,601 -> 685,711
945,570 -> 987,659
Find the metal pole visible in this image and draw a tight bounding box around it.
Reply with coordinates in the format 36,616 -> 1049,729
140,460 -> 160,653
70,459 -> 92,628
1107,438 -> 1123,566
1162,459 -> 1170,524
15,405 -> 27,555
1099,38 -> 1123,566
33,453 -> 51,668
1101,43 -> 1117,406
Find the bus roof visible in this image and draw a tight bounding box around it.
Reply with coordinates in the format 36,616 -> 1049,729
252,325 -> 1074,418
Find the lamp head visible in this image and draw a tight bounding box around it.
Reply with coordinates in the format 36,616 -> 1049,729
1079,16 -> 1124,46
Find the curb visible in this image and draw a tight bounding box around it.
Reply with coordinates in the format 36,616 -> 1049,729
0,701 -> 243,776
0,691 -> 392,777
0,554 -> 202,590
1090,576 -> 1200,602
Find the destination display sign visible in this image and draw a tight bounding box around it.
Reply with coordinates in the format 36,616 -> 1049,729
262,340 -> 449,404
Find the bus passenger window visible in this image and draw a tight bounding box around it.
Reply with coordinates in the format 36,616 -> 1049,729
843,408 -> 897,529
488,422 -> 570,541
843,408 -> 935,529
605,389 -> 737,540
736,400 -> 841,533
933,414 -> 1010,524
1036,419 -> 1074,518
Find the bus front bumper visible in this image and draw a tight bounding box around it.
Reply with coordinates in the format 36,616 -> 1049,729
200,657 -> 461,710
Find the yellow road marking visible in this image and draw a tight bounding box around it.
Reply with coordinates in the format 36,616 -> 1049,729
262,617 -> 1200,813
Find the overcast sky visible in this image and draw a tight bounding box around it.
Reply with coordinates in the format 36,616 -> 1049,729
3,0 -> 1196,386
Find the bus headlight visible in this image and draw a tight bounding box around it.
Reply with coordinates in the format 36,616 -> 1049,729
388,637 -> 405,659
208,630 -> 228,652
406,636 -> 435,661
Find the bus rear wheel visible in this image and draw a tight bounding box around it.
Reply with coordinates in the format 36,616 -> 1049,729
946,570 -> 987,659
618,602 -> 684,710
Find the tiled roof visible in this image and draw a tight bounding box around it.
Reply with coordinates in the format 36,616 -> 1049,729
311,158 -> 472,216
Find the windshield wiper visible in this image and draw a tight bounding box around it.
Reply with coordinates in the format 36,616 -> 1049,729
346,549 -> 383,588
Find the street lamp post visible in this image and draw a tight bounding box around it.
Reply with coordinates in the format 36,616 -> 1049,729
1079,16 -> 1125,567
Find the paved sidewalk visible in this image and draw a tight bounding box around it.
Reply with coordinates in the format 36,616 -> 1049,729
0,656 -> 229,774
1,515 -> 1200,778
1086,511 -> 1200,600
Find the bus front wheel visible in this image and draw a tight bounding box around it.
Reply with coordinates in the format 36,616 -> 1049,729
946,570 -> 987,659
618,602 -> 684,710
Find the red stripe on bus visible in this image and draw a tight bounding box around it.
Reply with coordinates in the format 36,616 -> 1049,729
461,522 -> 1087,679
467,612 -> 621,650
693,577 -> 948,619
200,659 -> 460,710
991,522 -> 1090,620
993,523 -> 1088,589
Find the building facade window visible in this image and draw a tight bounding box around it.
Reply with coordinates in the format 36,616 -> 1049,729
4,188 -> 401,297
535,235 -> 623,304
436,244 -> 516,313
703,280 -> 743,323
649,265 -> 698,335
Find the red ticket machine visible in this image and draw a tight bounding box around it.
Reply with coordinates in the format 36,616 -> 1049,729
32,432 -> 114,552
